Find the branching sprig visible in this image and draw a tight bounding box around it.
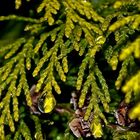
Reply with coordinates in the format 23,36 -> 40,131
0,37 -> 35,137
0,0 -> 140,139
37,0 -> 60,25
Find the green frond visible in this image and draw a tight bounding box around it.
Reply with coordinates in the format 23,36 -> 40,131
37,0 -> 60,25
132,15 -> 140,30
33,25 -> 64,77
0,115 -> 5,139
119,36 -> 140,60
113,0 -> 140,11
65,10 -> 75,38
129,102 -> 140,120
125,90 -> 132,103
84,94 -> 94,121
78,72 -> 93,108
13,96 -> 19,122
95,64 -> 110,104
0,61 -> 13,83
52,76 -> 61,94
109,15 -> 137,32
55,59 -> 66,82
104,45 -> 114,64
115,56 -> 132,90
78,65 -> 108,136
0,36 -> 37,138
121,67 -> 140,119
76,55 -> 90,90
76,0 -> 104,23
0,38 -> 25,58
62,56 -> 68,73
89,36 -> 106,57
0,15 -> 39,23
35,63 -> 52,92
122,70 -> 140,93
113,26 -> 135,50
81,27 -> 94,46
25,37 -> 34,70
91,74 -> 110,114
74,26 -> 82,42
34,33 -> 49,54
31,115 -> 43,140
19,120 -> 32,140
71,26 -> 83,51
89,45 -> 101,57
25,24 -> 45,35
109,52 -> 119,70
20,59 -> 32,107
101,13 -> 119,32
0,0 -> 140,139
7,107 -> 15,132
79,39 -> 88,56
33,48 -> 53,77
0,92 -> 13,138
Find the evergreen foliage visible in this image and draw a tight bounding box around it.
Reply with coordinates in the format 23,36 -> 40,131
0,0 -> 140,139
